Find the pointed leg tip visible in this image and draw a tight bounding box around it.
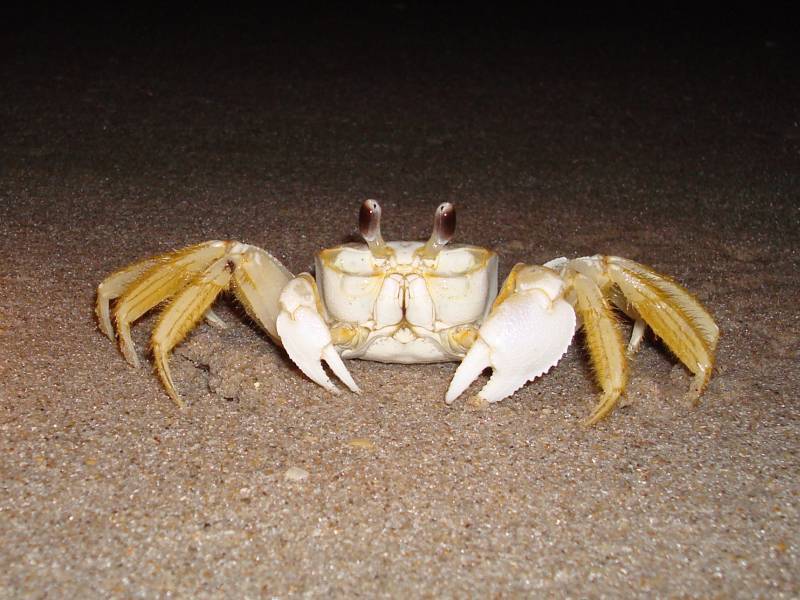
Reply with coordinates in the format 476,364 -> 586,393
121,348 -> 141,369
168,393 -> 186,409
686,384 -> 704,407
582,412 -> 603,427
97,316 -> 115,340
582,404 -> 613,426
204,309 -> 228,329
690,369 -> 711,398
583,396 -> 621,426
161,379 -> 182,404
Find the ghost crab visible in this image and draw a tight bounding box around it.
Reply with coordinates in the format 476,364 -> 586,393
96,200 -> 718,424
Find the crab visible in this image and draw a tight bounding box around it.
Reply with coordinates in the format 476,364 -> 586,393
96,200 -> 719,424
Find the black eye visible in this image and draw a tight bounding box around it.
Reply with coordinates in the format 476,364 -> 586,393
359,199 -> 381,238
438,203 -> 456,241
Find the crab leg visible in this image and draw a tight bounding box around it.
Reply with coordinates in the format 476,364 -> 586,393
570,272 -> 628,425
605,257 -> 719,396
203,309 -> 228,329
98,240 -> 302,405
151,258 -> 234,406
108,242 -> 229,367
276,274 -> 360,395
231,246 -> 293,343
446,264 -> 576,404
98,253 -> 240,336
604,285 -> 647,354
96,256 -> 161,340
627,318 -> 647,355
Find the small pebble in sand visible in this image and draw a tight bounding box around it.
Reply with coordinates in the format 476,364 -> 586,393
347,438 -> 376,450
466,395 -> 489,410
284,466 -> 309,482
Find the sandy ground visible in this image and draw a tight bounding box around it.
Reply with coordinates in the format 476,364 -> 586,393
1,9 -> 799,598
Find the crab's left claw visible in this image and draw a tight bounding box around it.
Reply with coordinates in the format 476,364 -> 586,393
446,264 -> 576,404
276,274 -> 361,395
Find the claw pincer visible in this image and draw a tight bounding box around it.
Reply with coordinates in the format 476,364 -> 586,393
446,265 -> 576,405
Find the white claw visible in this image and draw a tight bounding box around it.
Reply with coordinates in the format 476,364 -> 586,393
276,275 -> 360,394
445,338 -> 491,403
322,345 -> 361,394
446,266 -> 577,405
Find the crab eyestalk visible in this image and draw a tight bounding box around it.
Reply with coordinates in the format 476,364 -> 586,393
419,202 -> 456,259
359,199 -> 391,258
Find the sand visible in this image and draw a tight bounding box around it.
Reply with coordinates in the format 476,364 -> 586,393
1,9 -> 798,598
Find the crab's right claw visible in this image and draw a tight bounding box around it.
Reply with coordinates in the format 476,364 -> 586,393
276,274 -> 360,395
446,264 -> 576,404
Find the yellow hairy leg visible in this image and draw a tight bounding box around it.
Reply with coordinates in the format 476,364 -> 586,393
96,256 -> 159,339
151,258 -> 234,406
607,257 -> 719,397
571,273 -> 629,425
232,248 -> 293,344
111,242 -> 228,367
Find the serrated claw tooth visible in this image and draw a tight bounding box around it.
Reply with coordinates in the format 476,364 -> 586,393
476,369 -> 531,404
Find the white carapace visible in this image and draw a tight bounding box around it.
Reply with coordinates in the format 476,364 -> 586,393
315,240 -> 498,364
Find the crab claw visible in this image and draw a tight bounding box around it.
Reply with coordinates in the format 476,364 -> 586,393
276,274 -> 361,395
445,264 -> 576,404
